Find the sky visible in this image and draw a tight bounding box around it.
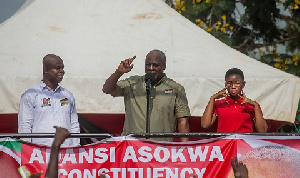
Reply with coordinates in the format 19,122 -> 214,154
0,0 -> 25,24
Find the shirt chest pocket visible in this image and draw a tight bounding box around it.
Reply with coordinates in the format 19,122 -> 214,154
153,91 -> 176,112
35,97 -> 53,112
58,98 -> 71,114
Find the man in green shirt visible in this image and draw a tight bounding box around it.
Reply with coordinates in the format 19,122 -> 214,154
102,50 -> 190,142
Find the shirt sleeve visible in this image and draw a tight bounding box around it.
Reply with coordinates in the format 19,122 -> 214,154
252,102 -> 263,120
115,82 -> 125,96
213,101 -> 218,117
175,85 -> 191,119
18,92 -> 34,143
115,77 -> 133,97
69,96 -> 80,146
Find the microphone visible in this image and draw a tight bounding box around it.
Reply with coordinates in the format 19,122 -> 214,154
145,72 -> 155,91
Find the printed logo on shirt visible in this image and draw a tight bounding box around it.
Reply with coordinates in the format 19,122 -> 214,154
60,98 -> 69,106
164,89 -> 173,94
41,98 -> 51,107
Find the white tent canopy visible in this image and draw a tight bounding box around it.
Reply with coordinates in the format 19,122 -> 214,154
0,0 -> 299,122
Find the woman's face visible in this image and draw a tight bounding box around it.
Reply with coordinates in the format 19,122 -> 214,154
225,74 -> 245,97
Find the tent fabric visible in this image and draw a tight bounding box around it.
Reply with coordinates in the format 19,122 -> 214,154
0,0 -> 299,123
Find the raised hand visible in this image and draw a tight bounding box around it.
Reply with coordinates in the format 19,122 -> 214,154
231,156 -> 248,178
45,126 -> 71,178
116,56 -> 136,74
52,126 -> 71,147
29,172 -> 42,178
100,173 -> 106,178
238,92 -> 256,106
212,84 -> 230,100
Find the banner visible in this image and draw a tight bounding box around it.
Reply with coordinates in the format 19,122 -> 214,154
1,135 -> 300,178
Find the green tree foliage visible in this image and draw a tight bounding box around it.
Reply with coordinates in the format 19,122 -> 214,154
166,0 -> 300,76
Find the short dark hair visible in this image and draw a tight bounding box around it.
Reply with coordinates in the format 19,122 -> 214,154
225,68 -> 244,80
147,49 -> 166,64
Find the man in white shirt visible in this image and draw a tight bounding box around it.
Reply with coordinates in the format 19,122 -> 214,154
18,54 -> 80,147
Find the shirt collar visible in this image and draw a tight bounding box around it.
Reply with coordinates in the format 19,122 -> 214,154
154,75 -> 167,86
225,95 -> 243,104
39,80 -> 61,92
143,74 -> 167,87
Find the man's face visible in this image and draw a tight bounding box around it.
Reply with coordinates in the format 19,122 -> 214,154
45,57 -> 65,84
145,52 -> 166,83
225,74 -> 245,97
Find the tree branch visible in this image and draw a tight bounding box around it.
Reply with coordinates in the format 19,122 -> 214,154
231,17 -> 249,39
209,8 -> 213,27
278,14 -> 298,27
232,30 -> 253,49
235,36 -> 300,51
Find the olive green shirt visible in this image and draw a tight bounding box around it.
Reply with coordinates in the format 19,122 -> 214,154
115,75 -> 190,141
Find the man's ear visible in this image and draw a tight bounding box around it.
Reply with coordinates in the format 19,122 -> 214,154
43,66 -> 49,74
163,63 -> 166,70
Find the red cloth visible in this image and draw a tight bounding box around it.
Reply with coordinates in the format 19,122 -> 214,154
213,96 -> 262,132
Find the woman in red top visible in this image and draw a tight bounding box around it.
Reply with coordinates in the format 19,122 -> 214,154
201,68 -> 267,133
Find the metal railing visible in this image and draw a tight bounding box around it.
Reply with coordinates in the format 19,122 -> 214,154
0,133 -> 113,139
1,132 -> 300,139
128,132 -> 300,138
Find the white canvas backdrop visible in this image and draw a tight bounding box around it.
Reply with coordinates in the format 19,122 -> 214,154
0,0 -> 299,122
